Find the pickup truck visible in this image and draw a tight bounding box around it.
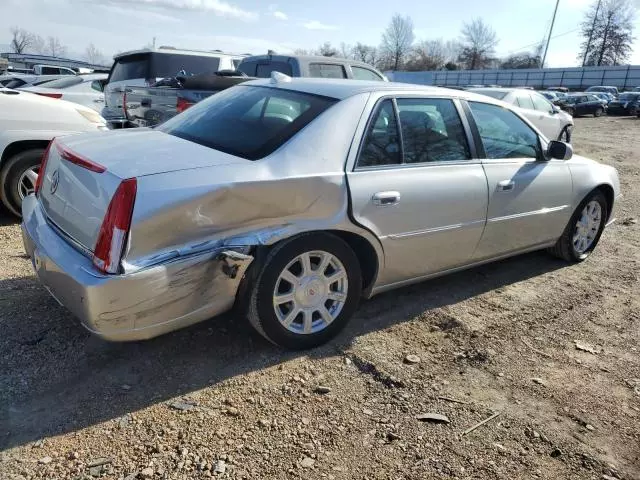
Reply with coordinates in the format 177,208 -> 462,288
123,72 -> 254,127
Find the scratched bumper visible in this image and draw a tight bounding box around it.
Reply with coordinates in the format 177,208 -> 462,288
21,195 -> 253,341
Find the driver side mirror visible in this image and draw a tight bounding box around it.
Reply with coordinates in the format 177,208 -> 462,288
547,140 -> 573,160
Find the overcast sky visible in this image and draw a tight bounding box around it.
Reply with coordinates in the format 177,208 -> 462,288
2,0 -> 640,67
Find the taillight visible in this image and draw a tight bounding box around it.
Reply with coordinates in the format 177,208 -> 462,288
57,143 -> 106,173
35,139 -> 55,196
176,97 -> 194,113
35,92 -> 63,99
93,178 -> 137,274
122,91 -> 128,117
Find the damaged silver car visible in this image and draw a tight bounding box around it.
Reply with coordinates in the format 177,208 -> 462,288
22,75 -> 621,349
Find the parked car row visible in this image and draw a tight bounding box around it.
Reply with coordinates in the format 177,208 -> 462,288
19,74 -> 620,349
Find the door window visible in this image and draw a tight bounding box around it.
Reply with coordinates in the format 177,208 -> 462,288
531,93 -> 553,112
352,66 -> 383,81
469,102 -> 540,160
357,99 -> 401,167
515,93 -> 535,110
309,63 -> 346,79
396,98 -> 470,163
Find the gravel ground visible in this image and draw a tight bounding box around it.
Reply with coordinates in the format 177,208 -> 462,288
0,116 -> 639,480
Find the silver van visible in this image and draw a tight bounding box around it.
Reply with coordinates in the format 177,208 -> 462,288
101,47 -> 245,127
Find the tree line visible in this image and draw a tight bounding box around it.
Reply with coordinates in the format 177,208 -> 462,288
8,27 -> 106,65
295,0 -> 634,71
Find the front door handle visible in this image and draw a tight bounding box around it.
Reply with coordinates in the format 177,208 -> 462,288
372,191 -> 401,206
497,180 -> 515,192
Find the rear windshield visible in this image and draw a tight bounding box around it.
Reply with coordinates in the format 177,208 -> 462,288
158,85 -> 337,160
39,76 -> 83,89
238,60 -> 293,78
110,53 -> 222,82
471,89 -> 508,100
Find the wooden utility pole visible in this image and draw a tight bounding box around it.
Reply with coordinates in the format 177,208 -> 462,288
542,0 -> 560,67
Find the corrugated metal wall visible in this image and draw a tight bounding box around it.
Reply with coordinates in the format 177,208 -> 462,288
388,65 -> 640,90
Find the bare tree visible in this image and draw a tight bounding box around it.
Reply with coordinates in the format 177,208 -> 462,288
380,14 -> 415,70
10,27 -> 35,54
339,42 -> 354,59
406,39 -> 446,71
317,42 -> 338,57
46,36 -> 68,57
85,43 -> 106,65
32,35 -> 45,55
293,48 -> 312,56
458,18 -> 498,69
579,0 -> 635,66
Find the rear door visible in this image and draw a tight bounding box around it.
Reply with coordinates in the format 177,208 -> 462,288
466,101 -> 572,260
530,92 -> 563,140
346,95 -> 488,286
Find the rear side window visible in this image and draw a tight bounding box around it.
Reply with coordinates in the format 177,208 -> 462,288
309,63 -> 346,79
39,76 -> 83,89
469,102 -> 540,160
351,66 -> 383,81
110,54 -> 150,82
158,85 -> 337,160
515,93 -> 534,110
4,79 -> 26,88
396,98 -> 470,163
151,53 -> 220,77
41,67 -> 60,75
357,99 -> 401,167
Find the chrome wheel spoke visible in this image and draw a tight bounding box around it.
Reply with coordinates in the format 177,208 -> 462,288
25,168 -> 38,185
18,167 -> 39,200
273,250 -> 349,335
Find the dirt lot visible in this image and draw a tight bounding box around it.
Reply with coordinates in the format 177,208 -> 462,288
0,116 -> 639,480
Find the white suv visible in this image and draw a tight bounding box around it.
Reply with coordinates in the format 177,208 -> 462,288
102,47 -> 245,127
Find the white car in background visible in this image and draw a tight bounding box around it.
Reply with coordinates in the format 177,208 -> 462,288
0,88 -> 107,216
469,88 -> 574,143
19,74 -> 108,112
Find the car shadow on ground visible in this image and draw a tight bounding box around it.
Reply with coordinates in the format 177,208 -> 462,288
0,210 -> 19,227
0,250 -> 566,451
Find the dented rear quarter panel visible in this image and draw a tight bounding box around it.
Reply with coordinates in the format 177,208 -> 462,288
124,92 -> 384,272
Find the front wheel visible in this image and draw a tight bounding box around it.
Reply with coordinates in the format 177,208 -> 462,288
594,107 -> 603,117
247,233 -> 362,350
0,149 -> 45,217
548,191 -> 608,262
558,126 -> 572,143
629,106 -> 638,116
564,107 -> 575,117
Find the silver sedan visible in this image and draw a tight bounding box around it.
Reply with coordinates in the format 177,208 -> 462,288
22,76 -> 621,349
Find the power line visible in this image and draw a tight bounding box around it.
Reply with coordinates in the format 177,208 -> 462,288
505,28 -> 580,55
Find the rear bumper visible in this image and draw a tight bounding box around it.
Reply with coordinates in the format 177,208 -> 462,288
21,195 -> 253,341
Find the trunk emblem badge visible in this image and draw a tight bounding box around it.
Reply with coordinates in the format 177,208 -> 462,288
50,170 -> 59,194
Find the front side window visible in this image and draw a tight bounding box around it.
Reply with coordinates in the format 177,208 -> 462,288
158,85 -> 336,160
309,63 -> 346,79
469,102 -> 540,160
351,66 -> 383,81
357,99 -> 401,167
531,93 -> 553,112
396,98 -> 470,163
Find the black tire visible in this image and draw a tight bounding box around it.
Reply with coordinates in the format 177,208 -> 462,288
247,232 -> 362,350
558,126 -> 572,143
594,107 -> 603,117
629,107 -> 638,116
0,149 -> 45,217
565,107 -> 575,117
547,190 -> 608,263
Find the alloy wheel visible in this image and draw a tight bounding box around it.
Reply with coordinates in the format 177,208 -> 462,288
573,200 -> 602,254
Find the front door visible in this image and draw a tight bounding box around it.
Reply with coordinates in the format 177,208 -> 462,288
466,101 -> 573,260
347,96 -> 488,287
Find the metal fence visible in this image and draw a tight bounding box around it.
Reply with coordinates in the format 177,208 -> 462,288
388,65 -> 640,90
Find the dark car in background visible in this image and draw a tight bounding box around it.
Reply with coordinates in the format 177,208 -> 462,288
237,54 -> 387,81
586,85 -> 620,97
557,93 -> 606,117
607,92 -> 640,116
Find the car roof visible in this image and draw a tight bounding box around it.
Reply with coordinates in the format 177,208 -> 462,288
114,47 -> 246,60
242,77 -> 506,103
240,54 -> 380,70
469,87 -> 541,95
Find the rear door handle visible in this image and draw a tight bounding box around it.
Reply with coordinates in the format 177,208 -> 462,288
372,191 -> 401,206
497,180 -> 515,192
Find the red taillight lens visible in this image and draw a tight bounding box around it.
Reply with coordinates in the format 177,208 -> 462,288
93,178 -> 137,274
176,97 -> 194,113
35,92 -> 63,99
34,139 -> 55,196
57,143 -> 106,173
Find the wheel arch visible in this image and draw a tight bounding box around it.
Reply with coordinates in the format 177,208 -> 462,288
593,183 -> 615,222
1,140 -> 50,168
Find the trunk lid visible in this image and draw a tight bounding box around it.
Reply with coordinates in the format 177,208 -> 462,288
39,130 -> 247,252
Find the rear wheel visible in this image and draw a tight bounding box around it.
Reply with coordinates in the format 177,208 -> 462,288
594,107 -> 603,117
629,106 -> 638,116
548,190 -> 608,262
565,107 -> 575,117
247,233 -> 362,350
0,149 -> 45,217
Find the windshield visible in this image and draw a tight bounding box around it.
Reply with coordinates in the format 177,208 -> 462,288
618,93 -> 639,101
158,85 -> 337,160
470,89 -> 508,100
